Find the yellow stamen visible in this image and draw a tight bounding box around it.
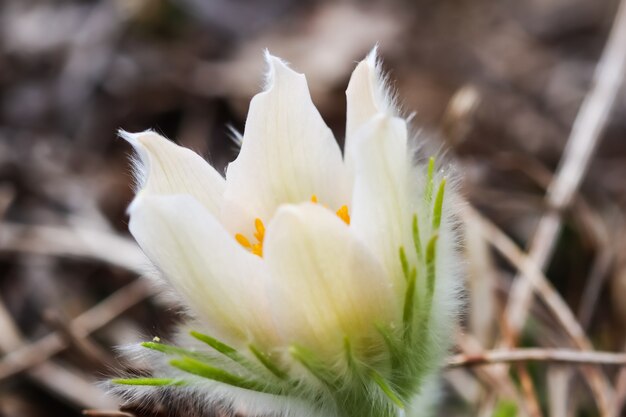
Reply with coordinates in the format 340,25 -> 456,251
236,219 -> 265,257
254,218 -> 265,242
336,205 -> 350,225
236,200 -> 349,257
251,243 -> 263,257
235,233 -> 252,248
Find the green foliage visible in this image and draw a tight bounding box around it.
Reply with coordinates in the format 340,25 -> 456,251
432,179 -> 446,230
169,357 -> 275,393
249,344 -> 287,379
425,157 -> 435,202
112,377 -> 186,386
493,400 -> 518,417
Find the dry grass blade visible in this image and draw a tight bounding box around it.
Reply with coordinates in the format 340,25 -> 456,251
504,0 -> 626,347
447,349 -> 626,367
83,410 -> 137,417
465,206 -> 614,414
0,223 -> 147,275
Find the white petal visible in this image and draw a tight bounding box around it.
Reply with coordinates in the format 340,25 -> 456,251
349,115 -> 415,292
121,130 -> 225,218
221,54 -> 349,235
345,47 -> 395,160
263,203 -> 396,358
128,193 -> 276,347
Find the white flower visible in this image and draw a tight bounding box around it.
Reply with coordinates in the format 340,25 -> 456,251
113,49 -> 461,417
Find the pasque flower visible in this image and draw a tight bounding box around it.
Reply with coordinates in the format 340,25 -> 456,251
113,49 -> 461,417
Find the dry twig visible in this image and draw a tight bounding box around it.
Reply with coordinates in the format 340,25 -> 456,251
0,279 -> 152,382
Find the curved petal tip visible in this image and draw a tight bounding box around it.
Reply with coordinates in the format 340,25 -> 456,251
262,51 -> 303,92
365,44 -> 379,67
346,46 -> 397,140
118,129 -> 152,147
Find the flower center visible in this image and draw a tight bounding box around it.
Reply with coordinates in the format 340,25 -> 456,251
235,195 -> 350,257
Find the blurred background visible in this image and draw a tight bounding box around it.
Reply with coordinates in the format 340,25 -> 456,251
1,0 -> 626,416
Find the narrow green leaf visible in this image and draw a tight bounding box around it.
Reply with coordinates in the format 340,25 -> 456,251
170,357 -> 272,393
425,234 -> 439,298
412,214 -> 422,260
289,345 -> 336,389
432,178 -> 446,230
141,341 -> 202,358
249,344 -> 287,379
399,247 -> 410,281
190,331 -> 237,355
112,377 -> 185,386
370,370 -> 404,408
402,267 -> 417,340
376,324 -> 402,371
343,336 -> 358,375
189,331 -> 292,390
425,157 -> 435,202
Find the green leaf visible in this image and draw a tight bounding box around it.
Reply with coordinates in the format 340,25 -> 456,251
376,324 -> 402,371
190,331 -> 237,356
112,377 -> 185,386
190,330 -> 253,366
343,336 -> 359,376
432,178 -> 446,230
170,357 -> 273,393
412,214 -> 423,260
249,344 -> 287,379
289,345 -> 337,389
370,370 -> 404,408
399,246 -> 410,281
425,234 -> 439,298
141,341 -> 203,359
425,157 -> 435,202
402,267 -> 418,340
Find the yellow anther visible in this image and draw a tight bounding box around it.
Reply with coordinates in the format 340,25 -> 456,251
235,233 -> 252,248
251,243 -> 263,257
236,219 -> 265,257
236,200 -> 349,257
336,205 -> 350,225
254,218 -> 265,242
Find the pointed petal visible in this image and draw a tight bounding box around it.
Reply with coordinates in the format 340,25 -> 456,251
222,54 -> 349,234
128,194 -> 276,347
349,115 -> 415,292
263,203 -> 395,357
121,130 -> 225,218
345,48 -> 396,154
